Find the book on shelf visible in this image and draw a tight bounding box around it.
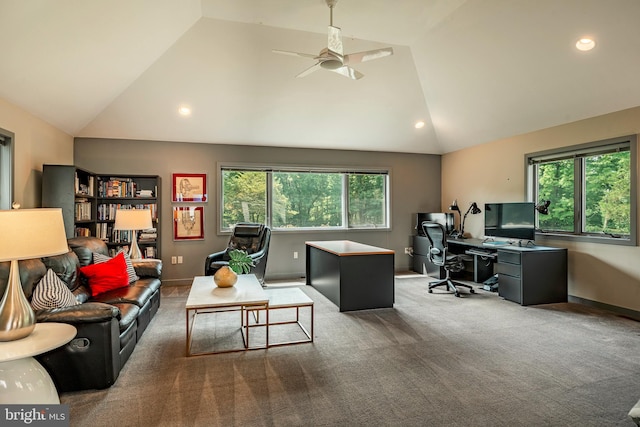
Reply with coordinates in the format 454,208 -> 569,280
136,189 -> 154,197
98,177 -> 137,198
75,199 -> 92,221
75,227 -> 91,237
144,246 -> 156,259
139,228 -> 157,241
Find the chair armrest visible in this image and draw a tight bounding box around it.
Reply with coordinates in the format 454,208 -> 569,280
206,250 -> 227,262
35,302 -> 120,323
205,250 -> 228,275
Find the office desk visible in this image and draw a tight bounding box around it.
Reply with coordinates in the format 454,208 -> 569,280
305,240 -> 394,312
412,236 -> 568,306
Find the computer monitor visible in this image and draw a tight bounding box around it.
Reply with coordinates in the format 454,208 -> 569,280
415,212 -> 454,236
484,202 -> 535,240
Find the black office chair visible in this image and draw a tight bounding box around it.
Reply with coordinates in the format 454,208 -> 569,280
204,223 -> 271,285
422,221 -> 475,297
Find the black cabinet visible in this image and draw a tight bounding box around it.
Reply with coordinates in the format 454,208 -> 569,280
496,247 -> 567,305
412,235 -> 445,278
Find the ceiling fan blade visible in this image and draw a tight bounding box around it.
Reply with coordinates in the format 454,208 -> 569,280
272,49 -> 317,60
330,66 -> 363,80
344,47 -> 394,64
296,62 -> 323,78
327,25 -> 343,56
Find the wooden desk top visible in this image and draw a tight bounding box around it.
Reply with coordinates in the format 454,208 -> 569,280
305,240 -> 394,256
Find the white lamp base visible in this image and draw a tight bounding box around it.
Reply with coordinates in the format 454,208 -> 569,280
0,357 -> 59,404
129,233 -> 143,260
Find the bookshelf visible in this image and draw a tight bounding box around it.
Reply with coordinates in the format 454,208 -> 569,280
96,175 -> 161,259
42,165 -> 96,239
42,166 -> 161,259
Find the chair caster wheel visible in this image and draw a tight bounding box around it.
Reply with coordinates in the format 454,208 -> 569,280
470,289 -> 475,294
428,289 -> 433,293
455,292 -> 460,297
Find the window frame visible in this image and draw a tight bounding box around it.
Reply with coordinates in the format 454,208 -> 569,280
0,127 -> 14,210
218,162 -> 391,233
525,135 -> 637,246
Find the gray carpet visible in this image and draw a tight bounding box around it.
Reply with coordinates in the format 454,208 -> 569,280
61,276 -> 640,426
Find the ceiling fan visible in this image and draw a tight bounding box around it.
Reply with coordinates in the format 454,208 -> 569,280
272,0 -> 393,80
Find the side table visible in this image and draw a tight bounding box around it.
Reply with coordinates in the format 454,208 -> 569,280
0,322 -> 76,404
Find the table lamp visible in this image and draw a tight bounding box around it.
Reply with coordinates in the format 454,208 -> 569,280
0,208 -> 68,341
114,209 -> 153,260
448,200 -> 462,238
460,202 -> 482,239
535,200 -> 551,215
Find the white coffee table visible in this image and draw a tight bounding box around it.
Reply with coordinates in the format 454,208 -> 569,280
186,274 -> 269,356
0,322 -> 76,403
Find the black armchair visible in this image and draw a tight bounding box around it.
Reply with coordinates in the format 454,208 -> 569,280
422,221 -> 475,297
204,223 -> 271,285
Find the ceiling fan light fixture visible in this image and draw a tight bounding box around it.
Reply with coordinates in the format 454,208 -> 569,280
575,37 -> 595,51
320,59 -> 343,70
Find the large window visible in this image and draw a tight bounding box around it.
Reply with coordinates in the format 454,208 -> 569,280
220,165 -> 389,231
526,135 -> 636,245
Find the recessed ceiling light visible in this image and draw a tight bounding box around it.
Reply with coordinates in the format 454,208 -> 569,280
178,105 -> 191,116
575,37 -> 595,51
414,121 -> 425,129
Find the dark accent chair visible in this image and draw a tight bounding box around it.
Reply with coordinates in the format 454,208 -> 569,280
204,223 -> 271,285
422,221 -> 475,297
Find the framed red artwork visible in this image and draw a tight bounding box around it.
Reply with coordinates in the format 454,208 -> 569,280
173,206 -> 204,240
172,173 -> 207,202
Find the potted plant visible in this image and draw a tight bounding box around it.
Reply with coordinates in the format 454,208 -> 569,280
213,249 -> 255,288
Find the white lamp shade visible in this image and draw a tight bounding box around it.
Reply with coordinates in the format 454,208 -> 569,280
0,208 -> 69,262
113,209 -> 153,231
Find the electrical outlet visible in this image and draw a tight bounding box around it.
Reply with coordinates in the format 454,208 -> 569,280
404,247 -> 412,255
293,251 -> 298,259
171,256 -> 177,264
177,256 -> 183,264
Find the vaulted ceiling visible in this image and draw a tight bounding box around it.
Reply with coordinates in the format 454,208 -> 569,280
1,0 -> 639,154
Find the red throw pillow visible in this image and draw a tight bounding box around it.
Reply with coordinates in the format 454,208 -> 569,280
80,252 -> 130,296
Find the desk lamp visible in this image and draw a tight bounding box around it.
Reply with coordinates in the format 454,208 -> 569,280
460,202 -> 482,239
448,200 -> 462,238
114,209 -> 153,260
535,200 -> 551,215
0,208 -> 68,341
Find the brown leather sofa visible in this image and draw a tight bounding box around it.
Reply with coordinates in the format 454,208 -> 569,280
0,236 -> 162,392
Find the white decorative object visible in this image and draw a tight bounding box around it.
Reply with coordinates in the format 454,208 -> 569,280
0,322 -> 76,403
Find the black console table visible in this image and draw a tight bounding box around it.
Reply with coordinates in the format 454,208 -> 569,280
412,236 -> 567,306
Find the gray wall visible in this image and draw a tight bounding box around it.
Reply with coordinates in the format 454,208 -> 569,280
75,138 -> 441,285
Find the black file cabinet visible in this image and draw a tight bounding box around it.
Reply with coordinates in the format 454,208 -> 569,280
412,235 -> 445,278
496,247 -> 567,305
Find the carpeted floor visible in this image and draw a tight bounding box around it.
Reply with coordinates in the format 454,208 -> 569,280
61,276 -> 640,426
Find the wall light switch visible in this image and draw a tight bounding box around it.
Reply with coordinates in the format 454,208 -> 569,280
293,251 -> 298,259
171,256 -> 177,264
177,256 -> 183,264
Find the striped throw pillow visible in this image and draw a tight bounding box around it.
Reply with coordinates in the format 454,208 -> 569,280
31,269 -> 79,310
93,250 -> 139,284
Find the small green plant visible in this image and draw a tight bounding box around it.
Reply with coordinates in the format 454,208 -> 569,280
228,249 -> 255,274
